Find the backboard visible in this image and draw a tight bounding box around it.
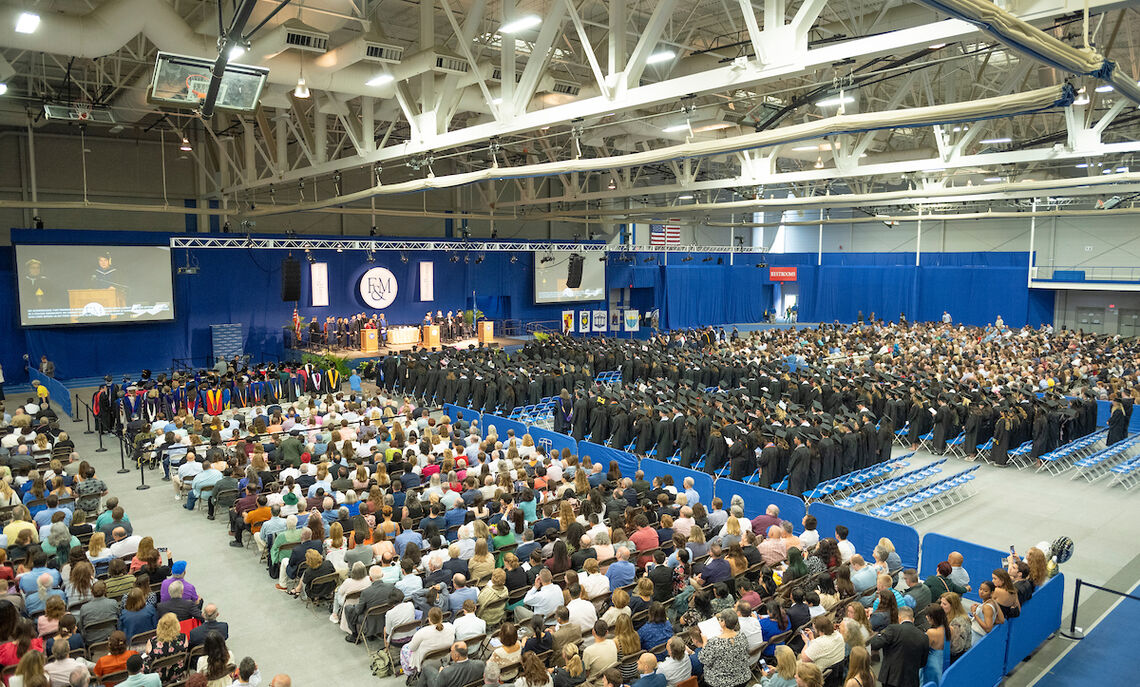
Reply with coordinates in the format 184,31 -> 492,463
150,51 -> 269,112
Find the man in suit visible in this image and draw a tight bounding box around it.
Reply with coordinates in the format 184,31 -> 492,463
647,551 -> 673,602
345,568 -> 400,643
869,606 -> 929,687
550,607 -> 581,666
155,580 -> 203,623
632,654 -> 667,687
425,641 -> 484,687
187,604 -> 229,647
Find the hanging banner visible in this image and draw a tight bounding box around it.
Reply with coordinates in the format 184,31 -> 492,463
579,311 -> 591,333
310,262 -> 329,307
419,261 -> 435,301
592,310 -> 608,332
624,309 -> 640,332
359,266 -> 398,309
562,310 -> 575,333
610,310 -> 622,331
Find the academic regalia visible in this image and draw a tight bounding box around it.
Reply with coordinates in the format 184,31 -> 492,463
323,369 -> 342,395
654,416 -> 676,458
818,435 -> 838,481
1030,412 -> 1049,459
963,410 -> 980,455
704,433 -> 728,475
634,415 -> 656,455
932,404 -> 953,454
841,430 -> 859,474
1107,408 -> 1128,445
759,444 -> 780,488
727,439 -> 752,481
588,403 -> 609,443
786,444 -> 812,497
553,396 -> 573,435
570,396 -> 590,442
609,408 -> 631,449
992,419 -> 1011,465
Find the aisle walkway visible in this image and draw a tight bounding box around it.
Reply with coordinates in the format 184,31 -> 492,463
1033,582 -> 1140,687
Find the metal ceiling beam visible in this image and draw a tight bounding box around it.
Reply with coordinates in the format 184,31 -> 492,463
167,237 -> 769,253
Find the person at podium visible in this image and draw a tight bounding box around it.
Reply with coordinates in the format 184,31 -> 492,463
91,251 -> 124,292
423,311 -> 434,326
23,258 -> 54,307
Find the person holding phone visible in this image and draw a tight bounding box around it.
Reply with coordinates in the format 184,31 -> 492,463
758,645 -> 797,687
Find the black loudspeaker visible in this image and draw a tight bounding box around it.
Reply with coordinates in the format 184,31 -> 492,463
281,256 -> 301,301
566,253 -> 584,289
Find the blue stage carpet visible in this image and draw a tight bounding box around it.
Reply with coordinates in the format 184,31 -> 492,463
1034,582 -> 1140,687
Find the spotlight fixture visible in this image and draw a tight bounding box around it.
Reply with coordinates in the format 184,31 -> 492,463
373,163 -> 382,185
369,226 -> 377,236
643,256 -> 655,263
702,256 -> 713,262
510,254 -> 518,264
366,250 -> 376,263
222,221 -> 231,233
464,255 -> 470,264
681,255 -> 693,262
400,252 -> 408,264
539,255 -> 553,264
607,177 -> 616,190
304,249 -> 315,264
179,137 -> 192,152
33,216 -> 43,230
475,254 -> 485,264
450,254 -> 460,263
336,247 -> 344,253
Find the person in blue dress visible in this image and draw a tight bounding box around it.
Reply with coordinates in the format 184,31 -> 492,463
922,603 -> 951,685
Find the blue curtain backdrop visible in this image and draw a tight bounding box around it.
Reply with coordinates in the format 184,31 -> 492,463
3,231 -> 1055,381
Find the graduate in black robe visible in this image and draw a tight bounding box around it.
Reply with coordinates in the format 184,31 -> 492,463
931,399 -> 953,453
786,434 -> 813,497
1107,400 -> 1128,445
704,429 -> 728,476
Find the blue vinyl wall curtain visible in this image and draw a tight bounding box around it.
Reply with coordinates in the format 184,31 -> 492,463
2,229 -> 1053,382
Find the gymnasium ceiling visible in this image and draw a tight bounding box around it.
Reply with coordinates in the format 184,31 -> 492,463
2,0 -> 1140,222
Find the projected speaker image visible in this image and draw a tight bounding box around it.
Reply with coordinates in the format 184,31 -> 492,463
534,251 -> 605,304
15,244 -> 175,326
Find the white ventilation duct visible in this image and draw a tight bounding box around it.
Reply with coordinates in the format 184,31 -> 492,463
243,83 -> 1073,216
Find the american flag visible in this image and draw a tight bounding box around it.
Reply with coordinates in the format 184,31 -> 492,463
649,223 -> 681,245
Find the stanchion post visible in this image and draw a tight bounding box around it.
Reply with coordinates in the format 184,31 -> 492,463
136,451 -> 150,491
1061,578 -> 1086,640
72,394 -> 81,423
95,429 -> 106,452
84,403 -> 94,435
117,433 -> 129,474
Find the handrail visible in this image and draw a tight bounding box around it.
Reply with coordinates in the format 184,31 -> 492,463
525,320 -> 560,334
1061,577 -> 1140,639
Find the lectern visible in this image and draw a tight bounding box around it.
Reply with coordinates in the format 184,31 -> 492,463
360,329 -> 379,353
422,324 -> 440,348
67,288 -> 124,323
478,320 -> 494,344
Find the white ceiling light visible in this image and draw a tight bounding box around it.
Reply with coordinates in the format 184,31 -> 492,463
179,137 -> 192,152
1117,166 -> 1130,173
983,177 -> 1003,182
1096,84 -> 1114,93
366,73 -> 394,87
980,137 -> 1011,144
1074,163 -> 1089,168
227,45 -> 246,61
646,50 -> 676,65
1073,94 -> 1090,106
661,123 -> 689,133
792,143 -> 835,152
816,95 -> 855,107
15,12 -> 40,34
294,76 -> 310,99
491,97 -> 503,105
499,15 -> 541,34
677,194 -> 694,200
0,83 -> 8,96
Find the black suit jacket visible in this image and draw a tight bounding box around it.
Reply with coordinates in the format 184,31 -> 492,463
155,597 -> 203,623
870,621 -> 929,687
187,620 -> 229,648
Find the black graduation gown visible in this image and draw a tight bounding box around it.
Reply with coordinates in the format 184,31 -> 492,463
588,404 -> 609,443
571,398 -> 590,441
841,432 -> 859,474
992,421 -> 1011,465
877,427 -> 893,464
705,435 -> 728,475
963,411 -> 980,454
728,440 -> 752,481
678,428 -> 698,467
759,445 -> 779,488
787,445 -> 812,497
553,397 -> 572,434
859,424 -> 877,469
1030,414 -> 1049,459
817,436 -> 837,482
932,406 -> 952,453
609,410 -> 631,449
655,418 -> 676,457
1107,409 -> 1128,445
907,404 -> 925,445
634,417 -> 656,455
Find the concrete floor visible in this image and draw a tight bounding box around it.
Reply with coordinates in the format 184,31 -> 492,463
58,396 -> 1138,686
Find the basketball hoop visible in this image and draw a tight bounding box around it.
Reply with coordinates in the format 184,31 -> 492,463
74,105 -> 91,121
186,74 -> 210,100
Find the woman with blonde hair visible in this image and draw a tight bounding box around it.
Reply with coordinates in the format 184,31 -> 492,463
843,646 -> 875,687
0,479 -> 19,508
144,612 -> 188,683
550,642 -> 585,687
129,537 -> 163,573
477,569 -> 510,626
612,614 -> 642,683
939,592 -> 973,661
572,469 -> 589,497
759,645 -> 797,687
469,539 -> 496,583
86,533 -> 113,570
601,588 -> 632,627
324,522 -> 348,572
403,607 -> 455,676
796,662 -> 823,687
558,502 -> 576,532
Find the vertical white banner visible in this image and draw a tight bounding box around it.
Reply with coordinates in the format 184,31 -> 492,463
419,261 -> 435,301
310,262 -> 329,307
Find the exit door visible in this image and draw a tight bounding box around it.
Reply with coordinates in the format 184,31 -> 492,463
1076,307 -> 1105,334
1120,310 -> 1140,337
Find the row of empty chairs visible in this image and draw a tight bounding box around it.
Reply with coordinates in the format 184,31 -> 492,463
1026,429 -> 1109,473
1068,434 -> 1140,482
831,459 -> 946,511
868,466 -> 981,525
801,454 -> 914,501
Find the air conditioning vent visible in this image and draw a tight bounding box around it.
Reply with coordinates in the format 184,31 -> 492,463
363,42 -> 404,63
552,80 -> 580,96
43,103 -> 116,124
490,68 -> 522,83
434,55 -> 469,74
280,18 -> 328,53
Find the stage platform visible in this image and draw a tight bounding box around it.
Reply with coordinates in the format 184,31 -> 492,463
291,333 -> 528,361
